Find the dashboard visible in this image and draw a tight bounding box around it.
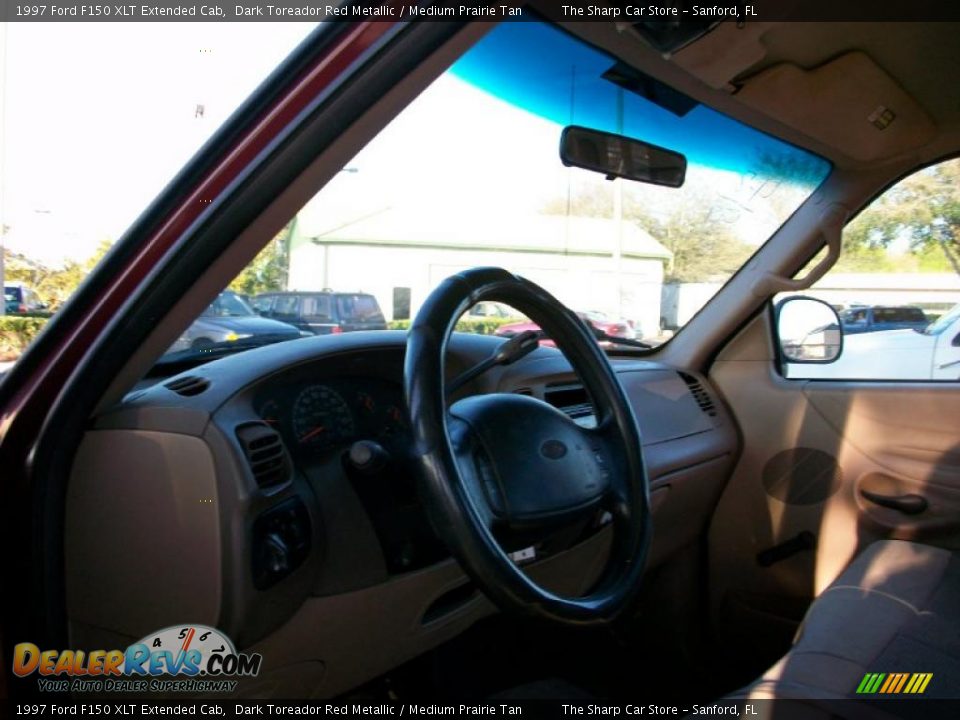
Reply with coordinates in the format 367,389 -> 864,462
65,330 -> 739,698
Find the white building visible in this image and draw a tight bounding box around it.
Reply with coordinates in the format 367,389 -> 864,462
805,272 -> 960,310
287,206 -> 672,336
662,272 -> 960,329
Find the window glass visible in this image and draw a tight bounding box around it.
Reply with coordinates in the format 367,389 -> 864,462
0,23 -> 315,373
251,296 -> 275,313
161,18 -> 822,366
783,158 -> 960,381
301,295 -> 332,321
1,19 -> 829,374
273,296 -> 300,316
337,295 -> 386,323
203,291 -> 255,318
392,288 -> 411,321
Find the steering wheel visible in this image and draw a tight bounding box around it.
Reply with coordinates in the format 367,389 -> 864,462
404,267 -> 651,625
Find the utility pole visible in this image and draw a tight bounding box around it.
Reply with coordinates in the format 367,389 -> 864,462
613,87 -> 625,319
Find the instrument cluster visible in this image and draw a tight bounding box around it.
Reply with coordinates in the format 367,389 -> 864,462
255,376 -> 409,458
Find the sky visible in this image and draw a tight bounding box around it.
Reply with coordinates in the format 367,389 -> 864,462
1,22 -> 317,266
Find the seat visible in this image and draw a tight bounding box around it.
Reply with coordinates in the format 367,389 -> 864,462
736,540 -> 960,700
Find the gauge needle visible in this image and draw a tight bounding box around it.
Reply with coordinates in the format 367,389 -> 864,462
299,425 -> 326,443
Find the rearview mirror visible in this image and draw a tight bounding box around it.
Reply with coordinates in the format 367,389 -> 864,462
776,296 -> 843,363
560,125 -> 686,188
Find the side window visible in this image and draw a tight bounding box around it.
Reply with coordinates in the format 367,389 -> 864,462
783,158 -> 960,381
251,296 -> 274,314
392,288 -> 411,321
273,296 -> 299,318
337,295 -> 385,323
301,295 -> 332,321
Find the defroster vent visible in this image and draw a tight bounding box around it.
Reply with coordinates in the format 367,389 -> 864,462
165,375 -> 210,396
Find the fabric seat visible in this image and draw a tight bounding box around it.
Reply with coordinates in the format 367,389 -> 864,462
737,540 -> 960,700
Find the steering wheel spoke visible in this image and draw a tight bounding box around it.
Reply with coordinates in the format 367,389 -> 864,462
447,414 -> 499,531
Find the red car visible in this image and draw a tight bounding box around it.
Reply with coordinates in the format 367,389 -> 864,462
495,311 -> 636,348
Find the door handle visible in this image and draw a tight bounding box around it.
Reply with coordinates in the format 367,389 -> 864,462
860,489 -> 928,515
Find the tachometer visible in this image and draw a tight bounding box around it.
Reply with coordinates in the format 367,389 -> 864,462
292,384 -> 355,451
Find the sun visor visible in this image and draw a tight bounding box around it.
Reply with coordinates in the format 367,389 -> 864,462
735,51 -> 936,161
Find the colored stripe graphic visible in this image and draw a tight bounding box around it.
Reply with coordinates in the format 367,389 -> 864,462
856,672 -> 932,694
893,673 -> 909,693
856,673 -> 883,693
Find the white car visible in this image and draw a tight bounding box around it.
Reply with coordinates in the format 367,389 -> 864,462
795,303 -> 960,380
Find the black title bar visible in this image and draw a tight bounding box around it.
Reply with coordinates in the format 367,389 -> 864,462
4,1 -> 960,22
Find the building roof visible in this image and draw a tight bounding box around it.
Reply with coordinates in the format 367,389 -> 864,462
295,206 -> 672,261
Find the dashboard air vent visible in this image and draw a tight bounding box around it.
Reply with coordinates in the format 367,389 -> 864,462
678,372 -> 717,417
165,375 -> 210,397
236,423 -> 290,489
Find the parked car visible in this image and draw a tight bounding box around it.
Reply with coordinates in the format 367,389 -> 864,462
466,301 -> 518,319
166,290 -> 303,354
495,310 -> 636,347
253,290 -> 387,335
4,283 -> 46,315
797,302 -> 960,380
840,305 -> 929,334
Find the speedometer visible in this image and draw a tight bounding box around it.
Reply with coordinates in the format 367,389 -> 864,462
292,384 -> 355,451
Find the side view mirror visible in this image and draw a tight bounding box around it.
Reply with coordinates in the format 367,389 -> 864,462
776,296 -> 843,363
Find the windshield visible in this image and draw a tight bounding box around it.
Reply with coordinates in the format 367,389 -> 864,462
160,20 -> 828,363
248,20 -> 829,353
1,19 -> 830,372
203,292 -> 256,318
926,303 -> 960,335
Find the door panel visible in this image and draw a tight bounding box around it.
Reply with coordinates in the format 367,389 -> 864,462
706,313 -> 960,673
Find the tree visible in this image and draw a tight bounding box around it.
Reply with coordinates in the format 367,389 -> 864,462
843,159 -> 960,274
3,239 -> 113,310
228,225 -> 291,296
543,181 -> 753,283
634,201 -> 752,282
